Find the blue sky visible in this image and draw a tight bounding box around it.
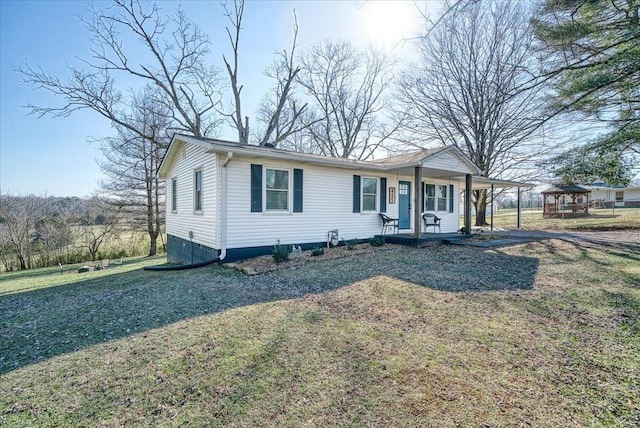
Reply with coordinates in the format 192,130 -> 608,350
0,0 -> 431,197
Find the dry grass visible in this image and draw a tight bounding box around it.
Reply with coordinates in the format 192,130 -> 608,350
1,236 -> 638,427
484,207 -> 640,231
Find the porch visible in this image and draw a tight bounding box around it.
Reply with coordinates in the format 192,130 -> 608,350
378,232 -> 471,247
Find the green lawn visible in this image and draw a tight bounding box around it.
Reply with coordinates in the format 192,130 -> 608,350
472,207 -> 640,231
1,240 -> 639,427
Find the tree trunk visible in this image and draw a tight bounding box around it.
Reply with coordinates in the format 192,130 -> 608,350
17,254 -> 27,270
474,189 -> 489,226
148,233 -> 157,257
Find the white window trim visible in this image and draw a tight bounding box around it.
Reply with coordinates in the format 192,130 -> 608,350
264,167 -> 292,213
424,182 -> 449,213
194,168 -> 203,214
424,183 -> 436,212
171,177 -> 177,213
361,176 -> 378,212
437,184 -> 448,212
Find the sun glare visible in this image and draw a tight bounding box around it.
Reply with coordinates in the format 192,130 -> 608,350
362,1 -> 418,49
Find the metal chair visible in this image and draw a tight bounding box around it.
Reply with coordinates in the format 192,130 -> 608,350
379,213 -> 399,235
422,213 -> 441,233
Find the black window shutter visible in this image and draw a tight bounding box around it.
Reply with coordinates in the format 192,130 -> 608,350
421,182 -> 425,212
251,164 -> 262,212
293,168 -> 303,213
449,184 -> 454,213
353,175 -> 361,213
379,177 -> 387,213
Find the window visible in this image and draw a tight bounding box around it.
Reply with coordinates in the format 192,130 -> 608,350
362,177 -> 377,211
252,165 -> 303,213
437,185 -> 447,211
425,184 -> 435,211
171,178 -> 177,212
449,184 -> 454,213
194,169 -> 202,212
266,168 -> 289,211
615,191 -> 624,202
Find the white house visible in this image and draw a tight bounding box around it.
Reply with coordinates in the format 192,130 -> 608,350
158,134 -> 521,264
584,182 -> 640,208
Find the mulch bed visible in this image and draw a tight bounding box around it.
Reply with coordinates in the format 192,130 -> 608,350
225,243 -> 403,275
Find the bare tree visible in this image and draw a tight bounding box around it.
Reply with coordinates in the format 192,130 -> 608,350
33,210 -> 76,267
98,87 -> 169,257
221,0 -> 307,146
0,194 -> 40,270
297,41 -> 398,160
19,0 -> 222,138
82,198 -> 123,261
399,0 -> 553,225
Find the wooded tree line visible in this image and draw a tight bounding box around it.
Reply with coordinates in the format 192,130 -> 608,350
6,0 -> 637,268
0,195 -> 149,271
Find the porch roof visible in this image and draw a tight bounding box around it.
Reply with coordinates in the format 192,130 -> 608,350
460,176 -> 537,189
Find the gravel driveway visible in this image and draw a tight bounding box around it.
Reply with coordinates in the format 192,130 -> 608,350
490,229 -> 640,246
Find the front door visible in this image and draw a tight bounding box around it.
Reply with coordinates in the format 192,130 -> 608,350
398,181 -> 411,229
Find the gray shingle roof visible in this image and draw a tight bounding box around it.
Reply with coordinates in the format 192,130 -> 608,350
541,185 -> 590,194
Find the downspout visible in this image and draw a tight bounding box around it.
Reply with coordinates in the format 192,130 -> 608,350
219,151 -> 233,261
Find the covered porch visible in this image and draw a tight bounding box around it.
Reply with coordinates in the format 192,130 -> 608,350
373,147 -> 535,238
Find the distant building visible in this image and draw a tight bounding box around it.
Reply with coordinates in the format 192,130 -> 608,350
584,181 -> 640,208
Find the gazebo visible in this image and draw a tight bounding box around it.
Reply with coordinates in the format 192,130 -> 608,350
541,185 -> 591,218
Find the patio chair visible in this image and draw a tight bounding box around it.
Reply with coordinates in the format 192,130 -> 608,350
422,213 -> 441,233
379,213 -> 399,235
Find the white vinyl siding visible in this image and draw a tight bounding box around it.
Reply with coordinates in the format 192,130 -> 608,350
362,177 -> 377,211
424,150 -> 474,174
223,156 -> 462,248
225,157 -> 404,249
266,168 -> 289,211
164,143 -> 216,248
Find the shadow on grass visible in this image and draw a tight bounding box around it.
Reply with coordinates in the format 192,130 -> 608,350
520,235 -> 640,269
0,246 -> 539,374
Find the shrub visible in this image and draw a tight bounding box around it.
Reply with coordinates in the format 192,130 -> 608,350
272,244 -> 292,263
345,239 -> 358,250
369,236 -> 385,247
311,247 -> 325,256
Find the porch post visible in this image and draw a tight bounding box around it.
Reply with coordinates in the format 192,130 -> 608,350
414,166 -> 423,238
490,184 -> 494,231
517,187 -> 522,229
464,174 -> 472,234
